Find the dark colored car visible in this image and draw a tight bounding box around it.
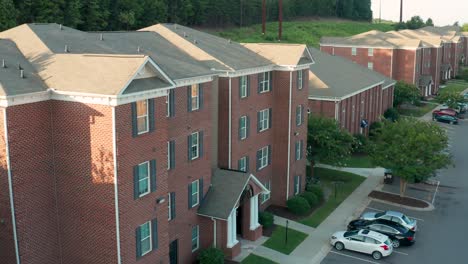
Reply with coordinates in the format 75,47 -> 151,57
433,114 -> 458,125
432,108 -> 458,117
347,219 -> 415,248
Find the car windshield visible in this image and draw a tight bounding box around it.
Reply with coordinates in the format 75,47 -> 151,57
343,230 -> 359,237
384,239 -> 392,246
375,212 -> 385,218
402,215 -> 413,224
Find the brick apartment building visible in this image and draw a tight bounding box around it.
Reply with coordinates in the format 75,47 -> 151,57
0,23 -> 313,264
307,48 -> 395,135
320,26 -> 468,97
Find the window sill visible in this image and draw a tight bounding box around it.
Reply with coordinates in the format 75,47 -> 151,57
258,128 -> 269,133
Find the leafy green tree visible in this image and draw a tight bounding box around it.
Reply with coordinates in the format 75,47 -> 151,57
35,0 -> 64,24
307,115 -> 355,166
453,21 -> 460,27
462,23 -> 468,32
0,0 -> 17,31
394,22 -> 407,30
436,91 -> 466,110
369,118 -> 452,197
393,81 -> 421,108
64,0 -> 82,28
79,0 -> 110,30
406,16 -> 425,29
425,18 -> 434,26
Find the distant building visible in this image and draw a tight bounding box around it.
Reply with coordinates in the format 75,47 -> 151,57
308,47 -> 395,135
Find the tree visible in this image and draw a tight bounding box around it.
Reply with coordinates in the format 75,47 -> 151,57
406,16 -> 425,29
393,81 -> 421,108
0,0 -> 17,31
425,18 -> 434,26
63,0 -> 82,28
394,22 -> 407,31
462,23 -> 468,32
307,115 -> 355,166
453,21 -> 460,27
369,118 -> 452,197
436,91 -> 466,110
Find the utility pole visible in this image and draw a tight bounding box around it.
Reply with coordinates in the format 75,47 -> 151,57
400,0 -> 403,23
379,0 -> 382,23
279,0 -> 283,41
262,0 -> 266,34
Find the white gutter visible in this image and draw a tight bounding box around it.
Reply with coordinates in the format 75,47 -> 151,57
112,107 -> 122,264
228,77 -> 232,169
4,109 -> 20,264
212,218 -> 217,247
286,71 -> 292,199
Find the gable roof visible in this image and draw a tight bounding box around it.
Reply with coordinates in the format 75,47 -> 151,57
241,43 -> 314,67
308,47 -> 395,100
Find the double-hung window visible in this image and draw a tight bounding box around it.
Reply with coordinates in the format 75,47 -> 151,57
136,100 -> 149,134
257,146 -> 269,170
261,181 -> 271,203
139,221 -> 152,256
190,132 -> 199,160
259,72 -> 271,93
295,140 -> 303,161
191,84 -> 199,111
368,48 -> 374,56
168,192 -> 175,221
258,109 -> 270,132
240,76 -> 248,98
238,156 -> 248,172
352,47 -> 357,56
297,70 -> 303,90
294,175 -> 301,195
296,105 -> 303,126
368,62 -> 373,70
239,116 -> 248,140
137,161 -> 150,197
191,225 -> 199,252
167,140 -> 175,170
190,180 -> 199,207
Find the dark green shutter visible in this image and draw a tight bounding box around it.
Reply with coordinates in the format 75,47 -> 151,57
268,108 -> 272,129
239,77 -> 242,98
169,89 -> 175,117
187,134 -> 192,161
150,159 -> 156,192
199,179 -> 204,202
170,192 -> 176,219
131,102 -> 138,137
296,106 -> 300,126
188,183 -> 193,209
257,111 -> 261,132
301,104 -> 305,125
245,156 -> 250,172
136,226 -> 142,258
246,116 -> 250,138
238,117 -> 242,140
294,176 -> 298,194
256,150 -> 261,171
199,131 -> 204,158
300,140 -> 304,160
299,175 -> 302,193
247,76 -> 251,96
169,140 -> 175,169
148,99 -> 155,132
199,84 -> 204,109
295,141 -> 298,160
268,145 -> 272,165
133,165 -> 139,199
268,72 -> 272,91
152,219 -> 158,250
297,71 -> 301,90
238,159 -> 242,170
257,73 -> 262,93
187,86 -> 192,112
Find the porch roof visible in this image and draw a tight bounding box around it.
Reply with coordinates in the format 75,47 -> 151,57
441,63 -> 452,71
419,75 -> 433,87
197,169 -> 269,220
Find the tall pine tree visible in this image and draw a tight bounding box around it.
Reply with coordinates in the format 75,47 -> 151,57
0,0 -> 17,31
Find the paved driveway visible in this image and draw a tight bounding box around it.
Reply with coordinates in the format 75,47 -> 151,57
321,118 -> 468,264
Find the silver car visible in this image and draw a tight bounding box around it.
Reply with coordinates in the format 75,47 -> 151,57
361,211 -> 417,231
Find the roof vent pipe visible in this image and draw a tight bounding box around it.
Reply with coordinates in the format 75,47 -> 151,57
183,32 -> 187,37
194,39 -> 198,44
228,39 -> 231,43
20,69 -> 24,79
65,45 -> 69,53
137,46 -> 141,53
99,33 -> 103,41
1,59 -> 5,68
59,24 -> 63,30
17,63 -> 21,70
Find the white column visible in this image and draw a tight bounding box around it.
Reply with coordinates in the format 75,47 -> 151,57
227,209 -> 238,248
250,195 -> 260,230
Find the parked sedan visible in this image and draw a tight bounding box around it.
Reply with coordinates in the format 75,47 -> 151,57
347,219 -> 415,248
361,210 -> 417,231
433,114 -> 459,125
433,108 -> 458,117
330,229 -> 393,260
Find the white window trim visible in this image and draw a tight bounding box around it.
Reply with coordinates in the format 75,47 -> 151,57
191,180 -> 200,207
260,72 -> 270,93
259,109 -> 269,132
261,181 -> 271,204
240,116 -> 247,140
296,141 -> 302,161
259,146 -> 268,170
166,93 -> 170,117
191,225 -> 200,252
298,71 -> 303,90
140,221 -> 152,256
137,99 -> 149,135
191,84 -> 200,111
368,62 -> 373,70
239,156 -> 247,172
297,105 -> 302,126
240,76 -> 248,98
138,161 -> 150,198
190,132 -> 199,160
352,47 -> 357,56
368,48 -> 374,57
294,176 -> 300,195
168,193 -> 172,220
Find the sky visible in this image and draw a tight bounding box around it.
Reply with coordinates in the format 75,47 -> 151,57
371,0 -> 468,26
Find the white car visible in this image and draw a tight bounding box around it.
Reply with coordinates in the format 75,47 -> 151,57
330,229 -> 393,260
361,210 -> 417,231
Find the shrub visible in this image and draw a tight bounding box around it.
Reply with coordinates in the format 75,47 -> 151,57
352,133 -> 368,154
384,108 -> 400,122
287,196 -> 311,215
300,192 -> 319,207
259,211 -> 274,228
306,185 -> 324,201
369,121 -> 384,139
198,247 -> 224,264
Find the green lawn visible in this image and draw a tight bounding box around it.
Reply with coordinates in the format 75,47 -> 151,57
218,21 -> 394,47
439,81 -> 468,95
241,254 -> 279,264
398,102 -> 438,117
323,154 -> 374,168
300,168 -> 365,227
262,226 -> 308,255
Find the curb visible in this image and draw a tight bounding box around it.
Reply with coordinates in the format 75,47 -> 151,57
368,188 -> 435,212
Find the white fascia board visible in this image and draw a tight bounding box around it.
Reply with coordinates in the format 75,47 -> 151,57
320,44 -> 395,49
308,96 -> 340,102
382,81 -> 396,90
248,174 -> 270,194
216,65 -> 275,78
340,81 -> 384,100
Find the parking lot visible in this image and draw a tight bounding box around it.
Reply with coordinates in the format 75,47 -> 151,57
321,119 -> 468,264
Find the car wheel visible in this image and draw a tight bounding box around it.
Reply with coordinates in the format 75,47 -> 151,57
334,242 -> 344,251
450,121 -> 454,125
372,251 -> 382,260
392,239 -> 400,248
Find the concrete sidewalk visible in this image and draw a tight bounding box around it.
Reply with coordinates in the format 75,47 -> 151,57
243,167 -> 384,264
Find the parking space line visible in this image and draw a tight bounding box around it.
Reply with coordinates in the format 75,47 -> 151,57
393,250 -> 409,255
365,207 -> 425,221
330,251 -> 379,264
432,180 -> 440,204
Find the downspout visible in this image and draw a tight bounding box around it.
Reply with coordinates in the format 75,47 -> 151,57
211,218 -> 217,247
413,50 -> 417,85
390,49 -> 394,78
112,107 -> 122,264
286,71 -> 292,200
4,109 -> 20,264
228,77 -> 232,169
436,47 -> 440,91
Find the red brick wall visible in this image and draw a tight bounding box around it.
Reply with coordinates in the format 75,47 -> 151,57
52,101 -> 115,264
330,46 -> 393,78
394,49 -> 417,85
218,78 -> 230,170
431,47 -> 442,94
308,100 -> 336,119
7,102 -> 60,264
0,108 -> 16,264
164,82 -> 214,264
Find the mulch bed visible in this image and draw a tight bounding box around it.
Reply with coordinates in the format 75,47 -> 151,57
262,223 -> 278,237
224,260 -> 239,264
369,190 -> 429,208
